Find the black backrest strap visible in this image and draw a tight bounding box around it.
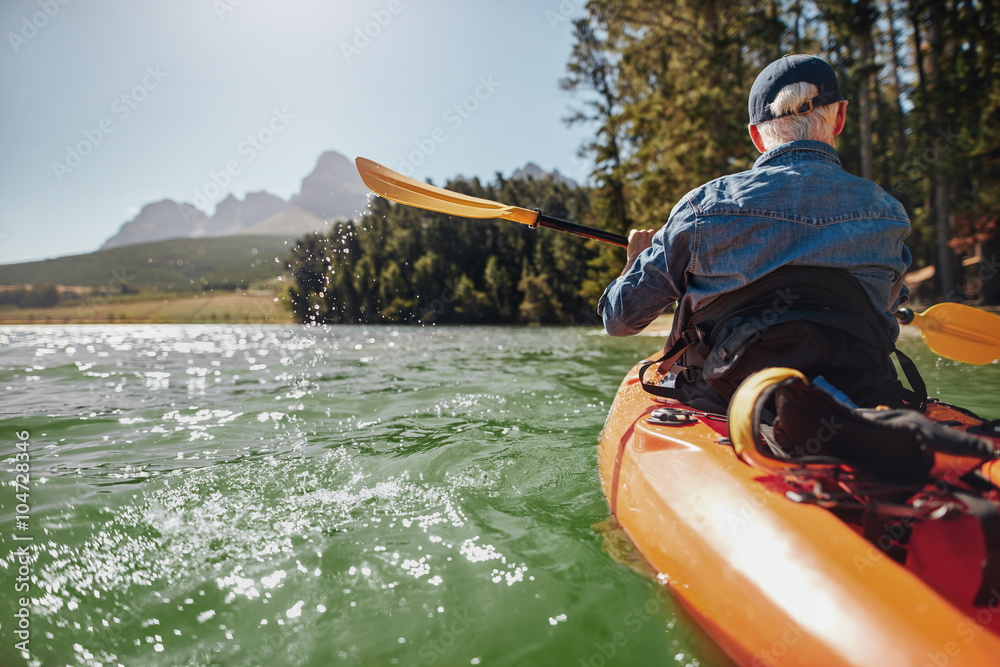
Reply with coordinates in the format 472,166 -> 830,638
638,328 -> 700,399
893,347 -> 928,412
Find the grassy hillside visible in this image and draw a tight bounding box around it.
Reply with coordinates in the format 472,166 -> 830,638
0,291 -> 293,324
0,236 -> 294,291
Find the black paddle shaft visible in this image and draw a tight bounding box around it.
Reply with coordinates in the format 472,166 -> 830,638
534,211 -> 628,248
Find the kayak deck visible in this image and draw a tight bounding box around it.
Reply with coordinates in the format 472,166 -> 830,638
599,359 -> 1000,666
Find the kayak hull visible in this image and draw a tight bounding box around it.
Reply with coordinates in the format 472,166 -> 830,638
599,359 -> 1000,666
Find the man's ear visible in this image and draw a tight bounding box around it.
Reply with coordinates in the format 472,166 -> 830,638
749,124 -> 766,153
833,100 -> 849,136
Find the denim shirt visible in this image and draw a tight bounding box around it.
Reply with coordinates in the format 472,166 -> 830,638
599,140 -> 911,341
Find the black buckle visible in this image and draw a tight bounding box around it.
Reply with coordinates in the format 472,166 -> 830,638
648,408 -> 698,426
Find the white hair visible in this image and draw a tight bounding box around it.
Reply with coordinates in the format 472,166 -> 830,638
755,82 -> 840,151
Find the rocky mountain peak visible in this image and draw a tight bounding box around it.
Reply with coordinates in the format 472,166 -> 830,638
290,151 -> 370,220
101,200 -> 209,250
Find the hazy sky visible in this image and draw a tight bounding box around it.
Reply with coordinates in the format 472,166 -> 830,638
0,0 -> 593,265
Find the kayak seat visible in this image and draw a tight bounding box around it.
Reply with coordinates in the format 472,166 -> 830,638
639,266 -> 926,412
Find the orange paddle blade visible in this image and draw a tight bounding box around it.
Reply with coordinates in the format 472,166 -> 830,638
355,157 -> 539,226
909,302 -> 1000,365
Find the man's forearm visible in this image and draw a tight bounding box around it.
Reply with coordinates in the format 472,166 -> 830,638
599,276 -> 664,336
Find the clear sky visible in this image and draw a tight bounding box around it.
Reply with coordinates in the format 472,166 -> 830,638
0,0 -> 593,265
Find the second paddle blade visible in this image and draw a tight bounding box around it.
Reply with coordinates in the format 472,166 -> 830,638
914,302 -> 1000,365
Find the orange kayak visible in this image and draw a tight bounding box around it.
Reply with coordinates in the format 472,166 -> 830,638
599,357 -> 1000,666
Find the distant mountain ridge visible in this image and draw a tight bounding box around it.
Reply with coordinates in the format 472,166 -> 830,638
101,151 -> 369,250
100,151 -> 577,250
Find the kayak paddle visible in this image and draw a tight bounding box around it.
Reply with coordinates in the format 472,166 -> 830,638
896,303 -> 1000,365
355,157 -> 627,247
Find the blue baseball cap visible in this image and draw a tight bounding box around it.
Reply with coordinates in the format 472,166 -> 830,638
748,54 -> 844,125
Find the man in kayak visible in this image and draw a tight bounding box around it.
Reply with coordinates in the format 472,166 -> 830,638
599,54 -> 915,409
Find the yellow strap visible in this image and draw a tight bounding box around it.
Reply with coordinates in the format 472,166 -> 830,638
728,367 -> 807,457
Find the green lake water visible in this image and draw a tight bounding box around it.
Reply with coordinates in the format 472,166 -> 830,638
1,324 -> 997,666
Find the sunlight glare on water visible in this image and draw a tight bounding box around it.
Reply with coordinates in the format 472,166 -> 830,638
0,324 -> 995,666
0,324 -> 732,666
